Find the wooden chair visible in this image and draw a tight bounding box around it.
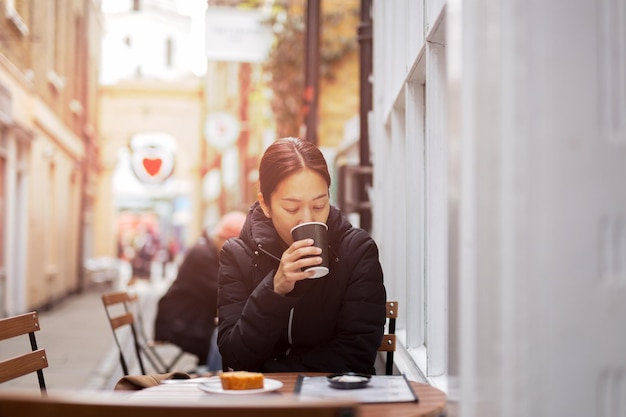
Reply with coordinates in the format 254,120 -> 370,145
101,291 -> 146,375
0,311 -> 48,394
378,301 -> 398,375
101,291 -> 184,376
0,390 -> 357,417
127,292 -> 185,374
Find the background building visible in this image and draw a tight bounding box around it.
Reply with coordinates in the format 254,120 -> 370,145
0,0 -> 102,314
201,3 -> 275,220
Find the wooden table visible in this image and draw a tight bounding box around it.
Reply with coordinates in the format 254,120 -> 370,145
130,373 -> 447,417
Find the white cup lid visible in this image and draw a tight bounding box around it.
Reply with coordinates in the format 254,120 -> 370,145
290,221 -> 328,234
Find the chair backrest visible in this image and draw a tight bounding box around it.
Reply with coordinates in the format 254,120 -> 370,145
0,390 -> 357,417
101,291 -> 147,375
0,311 -> 48,394
378,301 -> 398,375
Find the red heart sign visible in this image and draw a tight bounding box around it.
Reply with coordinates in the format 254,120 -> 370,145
142,158 -> 162,176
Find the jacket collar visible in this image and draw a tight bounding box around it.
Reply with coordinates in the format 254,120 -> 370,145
240,201 -> 352,261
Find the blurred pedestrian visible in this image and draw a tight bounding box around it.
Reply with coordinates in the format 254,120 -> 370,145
131,224 -> 158,280
153,211 -> 246,370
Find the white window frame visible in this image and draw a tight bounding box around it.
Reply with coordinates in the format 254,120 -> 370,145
372,1 -> 449,391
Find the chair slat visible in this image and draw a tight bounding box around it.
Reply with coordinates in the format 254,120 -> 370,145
0,349 -> 48,384
0,312 -> 41,341
378,334 -> 396,352
109,312 -> 135,330
385,301 -> 398,319
102,291 -> 130,306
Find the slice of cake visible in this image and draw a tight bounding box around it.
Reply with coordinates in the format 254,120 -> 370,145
220,371 -> 265,390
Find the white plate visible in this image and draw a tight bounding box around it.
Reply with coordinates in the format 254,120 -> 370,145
160,376 -> 220,384
198,378 -> 283,395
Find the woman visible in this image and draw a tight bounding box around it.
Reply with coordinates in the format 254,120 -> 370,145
217,137 -> 386,374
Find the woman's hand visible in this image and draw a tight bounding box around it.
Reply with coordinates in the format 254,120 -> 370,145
273,238 -> 322,295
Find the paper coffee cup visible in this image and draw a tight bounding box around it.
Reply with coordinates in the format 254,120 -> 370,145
290,222 -> 329,278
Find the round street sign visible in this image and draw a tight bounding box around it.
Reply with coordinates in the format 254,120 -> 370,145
205,112 -> 240,150
129,132 -> 176,184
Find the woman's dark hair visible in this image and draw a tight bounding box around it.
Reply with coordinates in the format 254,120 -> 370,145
259,137 -> 331,203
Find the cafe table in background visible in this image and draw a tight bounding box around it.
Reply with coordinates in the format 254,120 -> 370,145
129,372 -> 447,417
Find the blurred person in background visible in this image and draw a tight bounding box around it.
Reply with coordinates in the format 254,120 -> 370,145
130,224 -> 159,281
154,211 -> 247,371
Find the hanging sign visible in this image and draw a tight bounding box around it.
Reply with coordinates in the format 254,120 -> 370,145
205,112 -> 240,150
129,133 -> 176,184
205,7 -> 272,62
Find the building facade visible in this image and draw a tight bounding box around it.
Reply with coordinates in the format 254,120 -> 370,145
371,1 -> 626,416
0,0 -> 102,314
97,0 -> 209,267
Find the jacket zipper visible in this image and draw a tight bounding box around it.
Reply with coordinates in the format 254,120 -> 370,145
256,243 -> 294,356
256,243 -> 281,262
286,308 -> 294,356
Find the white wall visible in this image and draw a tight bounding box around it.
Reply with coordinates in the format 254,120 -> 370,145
373,0 -> 626,416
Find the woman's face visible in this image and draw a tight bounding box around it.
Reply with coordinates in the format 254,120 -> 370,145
259,168 -> 330,246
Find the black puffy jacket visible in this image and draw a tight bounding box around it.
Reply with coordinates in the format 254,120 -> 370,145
217,202 -> 386,374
